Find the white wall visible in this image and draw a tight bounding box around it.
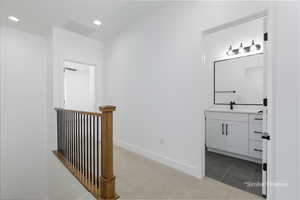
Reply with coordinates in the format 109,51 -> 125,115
49,26 -> 104,157
0,26 -> 48,199
52,27 -> 103,110
47,27 -> 104,200
0,25 -> 2,198
269,2 -> 300,200
103,1 -> 270,178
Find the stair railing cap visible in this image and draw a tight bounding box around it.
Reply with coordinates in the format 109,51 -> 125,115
99,106 -> 116,112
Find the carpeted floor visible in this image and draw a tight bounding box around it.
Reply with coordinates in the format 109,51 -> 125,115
114,146 -> 264,200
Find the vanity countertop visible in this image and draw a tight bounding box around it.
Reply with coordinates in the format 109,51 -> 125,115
205,108 -> 262,115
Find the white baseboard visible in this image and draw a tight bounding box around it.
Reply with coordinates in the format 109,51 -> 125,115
115,140 -> 200,178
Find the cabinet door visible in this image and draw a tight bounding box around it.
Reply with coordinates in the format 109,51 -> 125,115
206,119 -> 225,151
224,121 -> 249,156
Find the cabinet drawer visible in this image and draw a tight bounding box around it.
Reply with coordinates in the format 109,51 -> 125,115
205,112 -> 248,122
249,114 -> 263,124
249,140 -> 263,159
249,123 -> 263,141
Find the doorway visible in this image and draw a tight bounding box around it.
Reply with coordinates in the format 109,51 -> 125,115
64,61 -> 96,111
202,13 -> 270,198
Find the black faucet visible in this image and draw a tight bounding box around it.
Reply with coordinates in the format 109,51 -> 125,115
230,101 -> 236,110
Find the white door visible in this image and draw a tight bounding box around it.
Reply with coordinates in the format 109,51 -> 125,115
224,121 -> 249,156
206,119 -> 225,151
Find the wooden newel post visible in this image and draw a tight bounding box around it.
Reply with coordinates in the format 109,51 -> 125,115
99,106 -> 117,200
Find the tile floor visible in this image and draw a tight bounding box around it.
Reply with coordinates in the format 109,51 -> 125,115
205,151 -> 262,197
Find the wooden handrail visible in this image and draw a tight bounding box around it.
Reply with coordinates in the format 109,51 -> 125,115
54,108 -> 102,116
53,106 -> 118,200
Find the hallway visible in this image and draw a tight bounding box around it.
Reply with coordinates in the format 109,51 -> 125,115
114,147 -> 263,199
62,146 -> 264,199
1,1 -> 300,199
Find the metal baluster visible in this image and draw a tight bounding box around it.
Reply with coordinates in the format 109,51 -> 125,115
74,112 -> 76,169
76,112 -> 78,170
73,112 -> 75,167
97,116 -> 99,188
68,112 -> 70,162
56,111 -> 59,152
78,113 -> 80,171
59,110 -> 61,152
64,111 -> 66,157
62,111 -> 65,156
66,111 -> 69,161
69,112 -> 71,163
67,111 -> 69,159
80,114 -> 83,173
86,115 -> 90,179
83,114 -> 85,175
74,112 -> 76,168
62,111 -> 66,156
83,115 -> 86,177
90,115 -> 92,181
84,115 -> 89,178
72,113 -> 74,166
71,112 -> 73,165
93,115 -> 95,185
59,110 -> 62,152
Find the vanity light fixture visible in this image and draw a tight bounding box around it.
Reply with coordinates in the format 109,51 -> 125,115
226,40 -> 261,56
8,16 -> 20,22
93,20 -> 102,26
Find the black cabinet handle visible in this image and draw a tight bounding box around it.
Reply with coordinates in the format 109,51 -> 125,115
262,133 -> 270,140
254,131 -> 263,134
226,124 -> 228,135
222,123 -> 224,135
254,148 -> 262,152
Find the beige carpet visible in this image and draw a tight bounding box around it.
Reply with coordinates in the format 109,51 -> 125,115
114,146 -> 264,200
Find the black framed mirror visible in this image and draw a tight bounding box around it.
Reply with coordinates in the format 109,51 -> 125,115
214,53 -> 264,105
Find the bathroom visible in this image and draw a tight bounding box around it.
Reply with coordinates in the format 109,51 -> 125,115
203,15 -> 269,197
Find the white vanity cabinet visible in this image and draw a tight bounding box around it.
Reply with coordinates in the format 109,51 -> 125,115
205,110 -> 263,162
206,119 -> 225,151
225,121 -> 249,156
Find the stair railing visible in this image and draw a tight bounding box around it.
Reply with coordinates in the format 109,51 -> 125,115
53,106 -> 118,200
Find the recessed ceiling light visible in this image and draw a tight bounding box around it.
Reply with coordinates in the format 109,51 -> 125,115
93,20 -> 102,26
8,16 -> 20,22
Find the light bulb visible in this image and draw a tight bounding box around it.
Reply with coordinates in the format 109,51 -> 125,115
239,43 -> 245,53
227,45 -> 233,55
250,40 -> 256,51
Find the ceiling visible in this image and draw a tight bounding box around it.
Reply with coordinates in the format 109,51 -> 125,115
0,0 -> 164,41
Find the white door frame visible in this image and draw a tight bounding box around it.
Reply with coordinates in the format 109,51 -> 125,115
201,10 -> 272,199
